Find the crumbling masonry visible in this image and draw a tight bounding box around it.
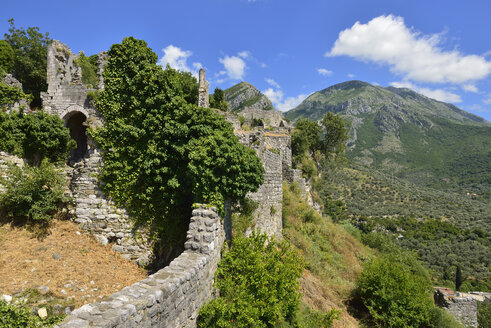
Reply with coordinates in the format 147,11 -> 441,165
32,40 -> 309,327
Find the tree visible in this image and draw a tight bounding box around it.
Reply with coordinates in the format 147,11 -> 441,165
291,118 -> 322,161
210,87 -> 230,111
320,112 -> 349,162
92,37 -> 263,251
455,266 -> 463,291
4,19 -> 51,108
0,40 -> 14,75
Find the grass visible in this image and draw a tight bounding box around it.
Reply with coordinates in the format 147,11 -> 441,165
282,182 -> 374,328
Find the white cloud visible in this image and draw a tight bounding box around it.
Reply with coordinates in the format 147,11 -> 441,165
484,95 -> 491,105
276,94 -> 308,112
462,84 -> 478,93
327,15 -> 491,84
262,81 -> 308,112
219,55 -> 246,80
317,68 -> 333,76
265,78 -> 281,89
348,73 -> 356,78
238,51 -> 250,59
263,88 -> 284,104
390,81 -> 462,103
159,45 -> 201,75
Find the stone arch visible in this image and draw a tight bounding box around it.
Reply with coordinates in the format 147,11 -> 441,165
63,106 -> 88,162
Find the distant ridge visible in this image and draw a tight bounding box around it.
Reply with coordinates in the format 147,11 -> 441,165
286,81 -> 491,193
224,82 -> 275,112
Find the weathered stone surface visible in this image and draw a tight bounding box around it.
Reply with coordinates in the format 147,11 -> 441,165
56,206 -> 224,328
198,69 -> 209,108
434,288 -> 491,328
1,74 -> 29,112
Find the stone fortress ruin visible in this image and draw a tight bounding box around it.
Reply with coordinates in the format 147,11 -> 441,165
9,40 -> 308,327
1,40 -> 486,328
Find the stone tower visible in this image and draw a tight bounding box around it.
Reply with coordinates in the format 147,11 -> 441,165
198,68 -> 209,108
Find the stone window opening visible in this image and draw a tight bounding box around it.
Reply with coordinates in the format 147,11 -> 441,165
65,111 -> 88,162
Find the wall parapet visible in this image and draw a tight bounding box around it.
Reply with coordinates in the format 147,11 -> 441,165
56,205 -> 224,328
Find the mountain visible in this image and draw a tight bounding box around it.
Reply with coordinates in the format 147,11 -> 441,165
286,81 -> 491,194
224,82 -> 275,112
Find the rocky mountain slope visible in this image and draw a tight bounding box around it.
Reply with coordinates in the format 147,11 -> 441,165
224,82 -> 275,112
286,81 -> 491,194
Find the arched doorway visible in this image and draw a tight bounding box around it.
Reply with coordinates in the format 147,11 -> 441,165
65,111 -> 88,162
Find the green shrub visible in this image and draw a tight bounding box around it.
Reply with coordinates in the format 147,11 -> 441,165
0,111 -> 75,166
0,81 -> 32,108
357,252 -> 434,327
0,299 -> 63,327
429,307 -> 463,328
231,198 -> 258,236
0,300 -> 43,327
198,233 -> 304,327
0,160 -> 69,226
478,302 -> 491,328
75,52 -> 98,88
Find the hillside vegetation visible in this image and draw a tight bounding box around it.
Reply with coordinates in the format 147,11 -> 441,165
318,165 -> 491,292
286,81 -> 491,196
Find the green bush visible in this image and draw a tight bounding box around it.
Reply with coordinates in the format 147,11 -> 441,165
0,299 -> 63,327
0,81 -> 31,108
0,160 -> 69,225
0,111 -> 75,166
0,300 -> 43,327
428,307 -> 463,328
357,252 -> 434,327
75,52 -> 98,88
198,233 -> 304,327
478,302 -> 491,328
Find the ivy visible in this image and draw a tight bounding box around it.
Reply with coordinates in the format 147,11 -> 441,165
92,37 -> 263,250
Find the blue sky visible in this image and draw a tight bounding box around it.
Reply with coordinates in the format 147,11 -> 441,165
2,0 -> 491,120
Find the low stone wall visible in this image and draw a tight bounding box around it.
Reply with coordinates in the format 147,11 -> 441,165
434,288 -> 491,328
56,205 -> 224,328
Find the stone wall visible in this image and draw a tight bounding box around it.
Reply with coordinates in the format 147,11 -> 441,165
1,74 -> 29,113
40,40 -> 153,264
234,131 -> 284,239
239,107 -> 290,130
68,149 -> 153,266
56,206 -> 224,328
434,288 -> 491,328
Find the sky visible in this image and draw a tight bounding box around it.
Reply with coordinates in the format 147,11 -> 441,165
2,0 -> 491,120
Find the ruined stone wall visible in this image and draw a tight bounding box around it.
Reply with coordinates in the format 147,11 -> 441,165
239,107 -> 290,130
41,40 -> 153,263
68,149 -> 152,265
434,289 -> 491,328
56,206 -> 224,328
235,131 -> 283,239
1,74 -> 29,113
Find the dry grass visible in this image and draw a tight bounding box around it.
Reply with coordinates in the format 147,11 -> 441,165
282,182 -> 374,327
0,220 -> 147,307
